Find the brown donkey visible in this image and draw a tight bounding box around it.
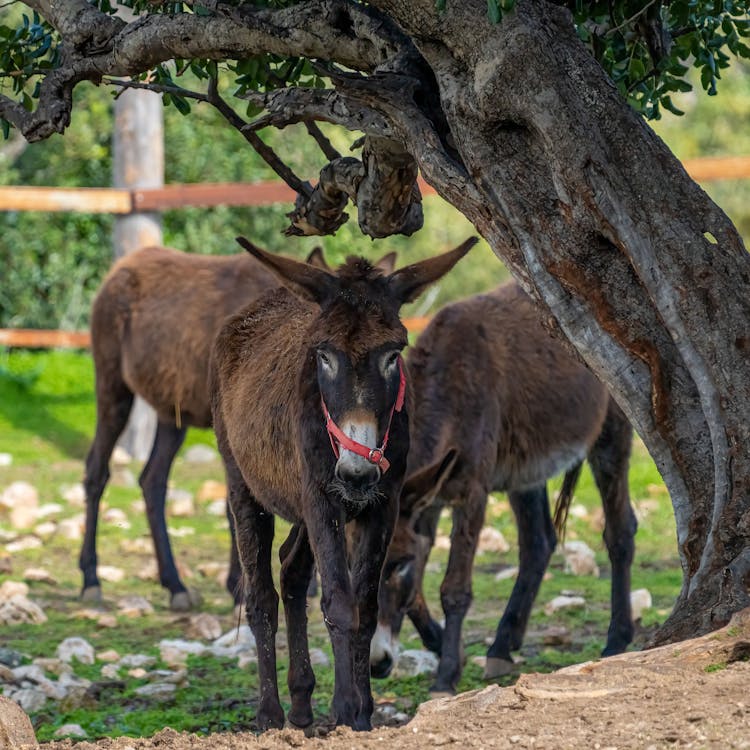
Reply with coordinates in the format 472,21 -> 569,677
370,282 -> 637,693
81,244 -> 339,610
210,237 -> 474,730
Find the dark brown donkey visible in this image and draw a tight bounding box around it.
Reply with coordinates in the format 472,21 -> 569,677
81,244 -> 338,610
370,282 -> 637,693
210,237 -> 474,730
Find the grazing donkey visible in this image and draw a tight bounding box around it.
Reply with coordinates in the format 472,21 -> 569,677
370,282 -> 637,693
81,244 -> 340,610
210,237 -> 474,730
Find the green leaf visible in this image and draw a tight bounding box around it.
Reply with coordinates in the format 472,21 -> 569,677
488,0 -> 501,24
435,0 -> 446,11
1,118 -> 9,140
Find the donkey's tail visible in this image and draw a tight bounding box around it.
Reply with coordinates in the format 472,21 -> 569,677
552,461 -> 584,541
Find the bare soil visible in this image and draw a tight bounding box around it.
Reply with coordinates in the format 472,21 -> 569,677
43,609 -> 750,750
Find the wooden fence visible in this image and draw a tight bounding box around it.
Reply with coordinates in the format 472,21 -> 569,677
1,154 -> 749,349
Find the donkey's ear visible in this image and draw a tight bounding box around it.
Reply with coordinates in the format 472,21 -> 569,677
387,237 -> 477,305
237,237 -> 336,304
401,448 -> 458,526
305,246 -> 330,270
374,251 -> 398,275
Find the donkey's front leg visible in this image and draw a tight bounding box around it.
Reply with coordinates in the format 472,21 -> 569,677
306,503 -> 359,729
351,504 -> 396,730
433,483 -> 486,694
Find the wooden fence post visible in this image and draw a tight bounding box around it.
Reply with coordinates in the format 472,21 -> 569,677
112,82 -> 163,461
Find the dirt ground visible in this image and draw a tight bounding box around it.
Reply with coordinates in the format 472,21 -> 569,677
41,609 -> 750,750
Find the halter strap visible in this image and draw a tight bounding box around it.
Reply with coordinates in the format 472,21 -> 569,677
321,357 -> 406,474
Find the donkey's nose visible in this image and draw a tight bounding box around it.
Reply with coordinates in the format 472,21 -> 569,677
335,457 -> 381,488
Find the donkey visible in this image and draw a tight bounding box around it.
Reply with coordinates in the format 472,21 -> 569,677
370,282 -> 637,694
80,243 -> 360,610
210,236 -> 474,730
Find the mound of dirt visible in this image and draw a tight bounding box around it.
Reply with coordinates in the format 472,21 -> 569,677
43,608 -> 750,749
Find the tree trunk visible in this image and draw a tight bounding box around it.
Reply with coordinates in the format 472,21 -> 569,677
374,0 -> 750,642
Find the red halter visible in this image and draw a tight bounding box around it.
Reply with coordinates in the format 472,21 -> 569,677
321,357 -> 406,474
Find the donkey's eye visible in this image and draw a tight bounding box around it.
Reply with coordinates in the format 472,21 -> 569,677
383,351 -> 401,371
317,350 -> 337,375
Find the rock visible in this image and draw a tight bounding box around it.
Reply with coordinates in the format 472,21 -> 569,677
206,500 -> 226,517
32,659 -> 71,677
588,507 -> 606,533
128,668 -> 148,679
186,613 -> 222,641
494,566 -> 519,581
57,517 -> 83,541
32,522 -> 57,540
119,654 -> 156,669
183,444 -> 218,464
96,614 -> 118,629
237,651 -> 257,669
568,504 -> 589,519
96,649 -> 120,663
22,569 -> 57,585
54,724 -> 88,738
120,537 -> 153,554
478,527 -> 511,554
12,665 -> 46,684
10,506 -> 38,530
0,453 -> 12,467
5,537 -> 42,553
393,650 -> 439,678
134,683 -> 176,701
0,581 -> 29,600
540,625 -> 572,646
111,469 -> 136,488
196,561 -> 226,578
213,625 -> 256,653
562,541 -> 600,577
197,480 -> 226,502
159,639 -> 206,667
103,508 -> 131,529
146,669 -> 188,685
100,664 -> 120,679
0,595 -> 47,625
8,687 -> 46,713
56,637 -> 95,665
111,446 -> 132,466
0,482 -> 38,511
544,595 -> 586,616
434,534 -> 451,551
0,664 -> 16,682
0,649 -> 23,668
137,560 -> 158,582
131,499 -> 146,514
0,553 -> 11,574
309,648 -> 330,668
0,695 -> 38,746
471,655 -> 487,668
12,667 -> 66,701
168,489 -> 195,518
166,525 -> 195,538
117,595 -> 154,617
97,565 -> 125,583
35,503 -> 63,519
631,588 -> 653,621
60,483 -> 85,507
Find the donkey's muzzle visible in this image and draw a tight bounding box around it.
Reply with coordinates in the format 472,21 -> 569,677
335,458 -> 381,490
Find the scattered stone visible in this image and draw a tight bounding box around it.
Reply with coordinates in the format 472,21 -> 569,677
540,625 -> 572,646
32,658 -> 71,678
146,668 -> 188,685
183,444 -> 218,464
393,650 -> 439,678
8,687 -> 46,713
168,489 -> 195,518
60,483 -> 85,507
73,608 -> 104,622
56,637 -> 95,665
22,569 -> 57,585
563,540 -> 600,577
196,561 -> 226,578
186,613 -> 222,641
213,625 -> 256,654
588,507 -> 606,533
134,682 -> 177,701
103,508 -> 131,529
159,639 -> 206,667
206,500 -> 226,517
10,506 -> 38,530
0,649 -> 23,668
32,522 -> 57,540
0,482 -> 38,511
36,503 -> 63,519
0,595 -> 47,625
167,525 -> 195,538
131,499 -> 146,514
197,480 -> 226,502
111,469 -> 136,488
5,537 -> 43,553
96,649 -> 120,663
309,648 -> 330,668
434,534 -> 451,551
128,668 -> 148,679
97,565 -> 125,583
0,453 -> 12,467
478,527 -> 510,554
119,655 -> 156,669
544,595 -> 586,616
568,504 -> 589,519
58,516 -> 83,541
111,446 -> 132,466
0,581 -> 29,600
12,664 -> 46,684
0,553 -> 11,574
631,588 -> 653,621
58,672 -> 91,691
54,724 -> 88,739
494,566 -> 519,581
117,595 -> 153,618
137,560 -> 158,582
0,664 -> 15,682
101,664 -> 120,679
237,651 -> 257,668
97,614 -> 118,629
120,537 -> 153,554
471,655 -> 487,669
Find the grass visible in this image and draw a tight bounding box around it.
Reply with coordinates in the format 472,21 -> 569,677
0,349 -> 682,742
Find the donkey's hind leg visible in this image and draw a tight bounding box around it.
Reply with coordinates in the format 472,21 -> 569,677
80,371 -> 134,602
280,522 -> 316,728
589,399 -> 637,656
139,420 -> 191,610
485,485 -> 556,678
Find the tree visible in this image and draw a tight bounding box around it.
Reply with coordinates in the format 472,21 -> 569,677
1,0 -> 749,645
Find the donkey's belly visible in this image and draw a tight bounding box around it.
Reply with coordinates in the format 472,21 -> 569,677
492,442 -> 589,493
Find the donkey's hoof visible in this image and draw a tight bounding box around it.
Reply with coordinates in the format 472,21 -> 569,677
81,585 -> 102,603
170,589 -> 202,612
483,655 -> 519,679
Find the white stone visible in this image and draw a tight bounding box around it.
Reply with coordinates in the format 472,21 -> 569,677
186,613 -> 222,641
494,566 -> 519,581
100,664 -> 120,679
197,562 -> 226,578
237,651 -> 257,669
544,595 -> 586,616
32,658 -> 71,677
168,489 -> 194,518
183,445 -> 218,464
478,527 -> 510,554
0,581 -> 29,600
134,683 -> 176,701
96,649 -> 120,663
60,483 -> 85,507
569,503 -> 589,519
0,596 -> 45,626
36,503 -> 63,519
136,560 -> 158,582
131,499 -> 146,514
0,482 -> 38,510
9,506 -> 37,530
0,694 -> 39,748
54,724 -> 88,738
0,453 -> 11,467
393,650 -> 439,678
5,537 -> 42,552
308,648 -> 330,668
56,637 -> 95,665
33,522 -> 57,540
120,537 -> 152,554
12,665 -> 46,684
213,625 -> 256,650
117,595 -> 153,617
434,534 -> 451,551
58,516 -> 83,541
22,568 -> 57,585
630,588 -> 653,621
167,526 -> 195,537
111,469 -> 136,488
563,540 -> 600,577
103,507 -> 129,524
146,669 -> 187,685
206,500 -> 226,517
111,446 -> 132,466
159,639 -> 206,667
97,565 -> 125,583
119,654 -> 156,669
57,672 -> 91,690
8,687 -> 46,713
197,480 -> 226,502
